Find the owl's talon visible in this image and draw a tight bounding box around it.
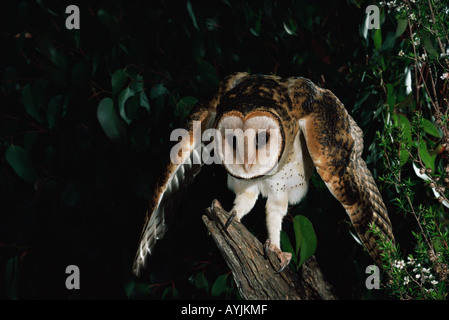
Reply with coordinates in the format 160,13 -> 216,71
263,239 -> 292,273
224,210 -> 237,230
263,239 -> 270,259
211,199 -> 221,211
275,252 -> 292,274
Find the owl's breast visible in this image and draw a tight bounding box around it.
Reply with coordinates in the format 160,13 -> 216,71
258,130 -> 314,204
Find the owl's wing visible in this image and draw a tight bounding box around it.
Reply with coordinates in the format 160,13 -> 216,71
133,72 -> 249,276
132,103 -> 213,276
290,79 -> 394,265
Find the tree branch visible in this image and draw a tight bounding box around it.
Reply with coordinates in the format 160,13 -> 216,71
202,200 -> 337,300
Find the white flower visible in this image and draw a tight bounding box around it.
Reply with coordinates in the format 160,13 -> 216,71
407,256 -> 415,265
431,279 -> 438,285
409,13 -> 416,20
403,276 -> 410,285
393,259 -> 405,270
398,50 -> 405,57
441,73 -> 449,80
421,53 -> 427,61
415,274 -> 421,279
387,1 -> 396,8
413,35 -> 421,46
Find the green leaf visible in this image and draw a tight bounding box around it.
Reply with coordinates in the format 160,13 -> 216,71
5,145 -> 37,184
131,283 -> 151,298
418,139 -> 435,172
162,286 -> 179,299
36,0 -> 58,17
178,96 -> 197,107
97,97 -> 125,142
395,19 -> 408,37
283,20 -> 298,36
293,217 -> 302,257
422,118 -> 442,138
381,31 -> 396,51
360,12 -> 369,41
125,95 -> 141,122
354,89 -> 372,111
386,83 -> 395,112
111,69 -> 127,97
293,215 -> 317,267
118,87 -> 135,124
21,84 -> 42,122
280,230 -> 297,266
194,272 -> 208,289
5,257 -> 20,300
130,75 -> 144,93
392,113 -> 412,166
91,51 -> 100,76
98,9 -> 118,36
186,1 -> 199,31
373,28 -> 382,50
211,274 -> 227,297
150,83 -> 169,99
46,94 -> 63,130
140,91 -> 150,113
422,30 -> 439,58
397,93 -> 413,110
175,96 -> 197,120
393,113 -> 412,143
123,278 -> 135,298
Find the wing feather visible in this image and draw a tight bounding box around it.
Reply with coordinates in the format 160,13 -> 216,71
133,72 -> 249,276
291,80 -> 394,265
133,103 -> 213,276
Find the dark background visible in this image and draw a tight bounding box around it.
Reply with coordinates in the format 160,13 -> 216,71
1,0 -> 401,299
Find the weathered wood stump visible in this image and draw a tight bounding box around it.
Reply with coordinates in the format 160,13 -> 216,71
202,199 -> 337,300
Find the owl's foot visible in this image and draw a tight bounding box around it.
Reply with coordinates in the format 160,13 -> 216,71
263,239 -> 292,273
224,210 -> 237,230
210,199 -> 238,231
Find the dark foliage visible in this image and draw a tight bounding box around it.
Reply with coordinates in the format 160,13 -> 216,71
1,0 -> 398,299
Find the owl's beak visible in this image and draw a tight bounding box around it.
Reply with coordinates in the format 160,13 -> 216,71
244,151 -> 257,172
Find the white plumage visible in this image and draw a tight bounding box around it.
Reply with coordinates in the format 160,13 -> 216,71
224,120 -> 314,267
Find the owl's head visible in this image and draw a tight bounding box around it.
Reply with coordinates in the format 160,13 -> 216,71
215,110 -> 285,179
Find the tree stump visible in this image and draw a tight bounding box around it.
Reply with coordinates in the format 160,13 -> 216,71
202,199 -> 337,300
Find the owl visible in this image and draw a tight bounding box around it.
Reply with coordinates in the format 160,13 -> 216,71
133,72 -> 395,276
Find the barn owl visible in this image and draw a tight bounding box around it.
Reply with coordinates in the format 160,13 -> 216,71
133,72 -> 395,276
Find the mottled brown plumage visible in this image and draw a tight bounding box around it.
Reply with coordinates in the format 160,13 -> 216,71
133,72 -> 394,276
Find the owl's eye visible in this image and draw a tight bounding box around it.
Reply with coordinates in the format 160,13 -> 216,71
255,131 -> 269,148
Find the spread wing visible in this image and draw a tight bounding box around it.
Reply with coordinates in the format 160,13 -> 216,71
289,78 -> 395,265
133,72 -> 249,276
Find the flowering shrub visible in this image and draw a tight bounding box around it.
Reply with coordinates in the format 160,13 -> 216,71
368,0 -> 449,300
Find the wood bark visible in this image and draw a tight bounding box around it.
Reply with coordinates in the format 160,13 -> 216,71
202,199 -> 337,300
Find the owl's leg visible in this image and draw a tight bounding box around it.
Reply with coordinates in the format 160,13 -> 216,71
264,194 -> 291,273
224,188 -> 259,230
